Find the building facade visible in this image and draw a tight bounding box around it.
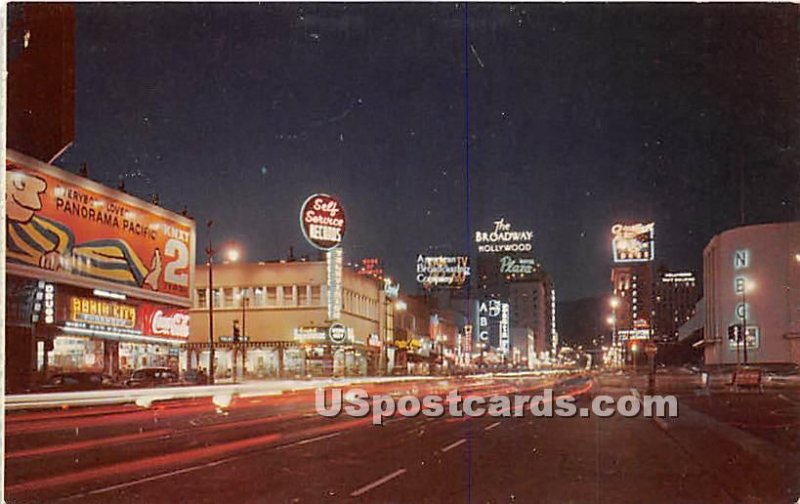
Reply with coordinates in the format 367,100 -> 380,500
186,260 -> 383,378
654,270 -> 701,341
610,263 -> 654,342
702,222 -> 800,365
475,250 -> 556,362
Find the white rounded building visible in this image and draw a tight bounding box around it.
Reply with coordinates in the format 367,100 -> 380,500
702,222 -> 800,365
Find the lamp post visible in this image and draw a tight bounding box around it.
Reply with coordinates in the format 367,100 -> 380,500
241,294 -> 248,379
740,279 -> 754,365
609,296 -> 620,368
606,315 -> 616,369
226,244 -> 245,380
206,221 -> 216,385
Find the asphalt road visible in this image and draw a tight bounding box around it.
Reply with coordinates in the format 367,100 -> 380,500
5,372 -> 800,504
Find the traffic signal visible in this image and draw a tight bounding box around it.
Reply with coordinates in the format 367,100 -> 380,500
233,319 -> 241,343
727,324 -> 742,342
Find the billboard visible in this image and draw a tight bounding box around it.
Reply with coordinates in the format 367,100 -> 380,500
611,222 -> 655,263
6,150 -> 196,306
416,255 -> 470,288
300,193 -> 346,250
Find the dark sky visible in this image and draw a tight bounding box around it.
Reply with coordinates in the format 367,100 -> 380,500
50,3 -> 799,301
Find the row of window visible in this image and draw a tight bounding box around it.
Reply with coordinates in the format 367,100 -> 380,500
194,286 -> 380,320
195,285 -> 324,309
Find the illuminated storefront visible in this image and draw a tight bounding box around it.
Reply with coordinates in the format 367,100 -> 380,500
186,259 -> 382,379
39,286 -> 188,376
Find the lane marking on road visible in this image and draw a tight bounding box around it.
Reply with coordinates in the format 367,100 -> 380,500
349,468 -> 407,497
77,457 -> 232,498
441,439 -> 467,453
779,394 -> 800,406
275,432 -> 341,449
484,421 -> 501,431
7,429 -> 172,460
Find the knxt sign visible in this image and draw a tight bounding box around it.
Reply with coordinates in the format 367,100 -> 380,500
416,255 -> 470,288
475,218 -> 533,253
300,194 -> 346,251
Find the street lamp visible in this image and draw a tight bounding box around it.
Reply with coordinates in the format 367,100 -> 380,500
226,247 -> 240,263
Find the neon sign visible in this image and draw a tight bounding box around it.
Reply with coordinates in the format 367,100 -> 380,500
475,218 -> 533,253
611,222 -> 654,263
416,255 -> 470,288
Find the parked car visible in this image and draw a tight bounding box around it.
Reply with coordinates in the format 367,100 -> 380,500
183,369 -> 208,385
40,372 -> 120,392
125,367 -> 181,388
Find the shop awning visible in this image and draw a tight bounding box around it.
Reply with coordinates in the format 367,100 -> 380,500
60,326 -> 185,346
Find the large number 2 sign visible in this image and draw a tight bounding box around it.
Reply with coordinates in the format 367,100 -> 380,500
164,238 -> 190,286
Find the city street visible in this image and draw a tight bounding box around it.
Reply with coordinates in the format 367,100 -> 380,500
5,372 -> 800,504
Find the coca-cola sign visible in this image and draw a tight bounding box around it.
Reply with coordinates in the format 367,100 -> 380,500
141,305 -> 190,340
299,194 -> 346,251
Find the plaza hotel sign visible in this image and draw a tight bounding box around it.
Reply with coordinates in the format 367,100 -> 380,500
475,218 -> 533,253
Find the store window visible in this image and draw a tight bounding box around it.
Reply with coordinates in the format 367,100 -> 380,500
239,287 -> 252,306
212,288 -> 222,308
298,285 -> 309,306
196,289 -> 207,308
311,285 -> 321,305
254,287 -> 266,306
223,288 -> 235,307
266,286 -> 277,305
48,336 -> 104,372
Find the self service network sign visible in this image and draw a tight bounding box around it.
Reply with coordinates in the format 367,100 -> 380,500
300,193 -> 346,250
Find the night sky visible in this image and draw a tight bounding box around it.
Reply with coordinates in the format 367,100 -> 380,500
49,3 -> 799,301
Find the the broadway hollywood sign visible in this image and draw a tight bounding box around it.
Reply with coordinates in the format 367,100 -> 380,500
475,218 -> 533,253
416,255 -> 470,288
300,193 -> 346,250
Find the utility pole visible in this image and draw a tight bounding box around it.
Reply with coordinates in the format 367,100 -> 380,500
206,220 -> 216,385
242,294 -> 248,379
742,286 -> 748,365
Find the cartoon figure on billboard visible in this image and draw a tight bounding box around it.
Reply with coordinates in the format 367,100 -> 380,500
6,169 -> 162,290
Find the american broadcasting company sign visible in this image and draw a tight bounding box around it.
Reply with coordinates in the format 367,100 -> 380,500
300,194 -> 346,251
416,255 -> 470,288
475,218 -> 533,253
611,222 -> 655,263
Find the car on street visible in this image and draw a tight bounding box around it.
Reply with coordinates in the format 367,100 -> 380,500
39,372 -> 120,392
125,367 -> 181,388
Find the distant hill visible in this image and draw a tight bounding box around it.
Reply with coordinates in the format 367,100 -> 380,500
556,296 -> 608,348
